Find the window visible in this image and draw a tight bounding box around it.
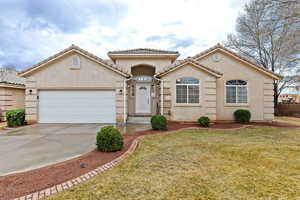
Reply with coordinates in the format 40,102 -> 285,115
133,76 -> 152,82
226,80 -> 248,104
176,77 -> 200,104
71,56 -> 81,69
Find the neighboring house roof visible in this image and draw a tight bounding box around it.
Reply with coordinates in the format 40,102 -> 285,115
281,92 -> 300,95
192,43 -> 281,80
19,45 -> 130,77
0,82 -> 25,89
158,58 -> 223,78
0,68 -> 25,87
107,48 -> 180,61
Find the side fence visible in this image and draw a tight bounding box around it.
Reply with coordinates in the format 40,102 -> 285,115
278,103 -> 300,116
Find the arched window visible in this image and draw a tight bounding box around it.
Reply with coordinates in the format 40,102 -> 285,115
176,77 -> 200,104
226,80 -> 248,104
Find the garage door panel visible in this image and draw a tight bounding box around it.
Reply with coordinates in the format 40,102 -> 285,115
39,90 -> 116,123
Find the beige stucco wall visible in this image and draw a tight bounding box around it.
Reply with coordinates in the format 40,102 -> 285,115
21,47 -> 275,123
115,57 -> 172,74
0,86 -> 25,121
195,51 -> 274,121
162,64 -> 217,121
23,51 -> 127,124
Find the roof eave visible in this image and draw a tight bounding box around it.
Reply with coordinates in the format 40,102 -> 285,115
107,53 -> 180,60
158,60 -> 223,78
20,46 -> 130,78
192,45 -> 281,80
0,82 -> 25,89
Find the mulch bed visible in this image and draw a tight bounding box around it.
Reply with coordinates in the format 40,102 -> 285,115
0,122 -> 298,200
250,121 -> 300,128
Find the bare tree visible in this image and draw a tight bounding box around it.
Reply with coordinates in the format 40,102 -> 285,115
226,0 -> 300,113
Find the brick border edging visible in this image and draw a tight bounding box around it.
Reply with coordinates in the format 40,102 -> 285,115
12,137 -> 141,200
11,125 -> 251,200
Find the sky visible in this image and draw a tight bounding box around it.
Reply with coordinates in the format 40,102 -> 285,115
0,0 -> 247,70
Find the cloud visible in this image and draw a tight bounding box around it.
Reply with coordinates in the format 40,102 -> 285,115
163,21 -> 183,26
170,37 -> 195,49
0,0 -> 128,33
146,34 -> 197,49
0,0 -> 128,69
146,35 -> 163,42
0,0 -> 245,69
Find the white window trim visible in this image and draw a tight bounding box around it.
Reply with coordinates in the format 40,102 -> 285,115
224,80 -> 250,106
175,79 -> 201,105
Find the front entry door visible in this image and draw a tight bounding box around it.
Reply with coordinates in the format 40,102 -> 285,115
136,84 -> 151,114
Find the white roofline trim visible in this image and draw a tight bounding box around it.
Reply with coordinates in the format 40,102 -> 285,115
20,50 -> 73,77
108,53 -> 179,56
73,50 -> 129,77
159,60 -> 222,78
20,48 -> 129,78
194,47 -> 281,80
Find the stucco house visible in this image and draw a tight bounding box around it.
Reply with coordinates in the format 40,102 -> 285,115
0,68 -> 25,121
19,44 -> 280,124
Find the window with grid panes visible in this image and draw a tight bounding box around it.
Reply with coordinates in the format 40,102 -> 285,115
176,78 -> 200,104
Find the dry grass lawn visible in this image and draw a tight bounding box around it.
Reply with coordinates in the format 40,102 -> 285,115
47,127 -> 300,200
274,116 -> 300,126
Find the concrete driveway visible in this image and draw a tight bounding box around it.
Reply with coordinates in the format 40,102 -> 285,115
0,123 -> 150,176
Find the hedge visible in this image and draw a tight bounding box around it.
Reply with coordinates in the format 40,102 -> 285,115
6,109 -> 25,127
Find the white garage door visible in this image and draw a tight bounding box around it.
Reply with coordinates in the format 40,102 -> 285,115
38,90 -> 116,123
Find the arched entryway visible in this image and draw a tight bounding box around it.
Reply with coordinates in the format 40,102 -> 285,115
128,64 -> 159,116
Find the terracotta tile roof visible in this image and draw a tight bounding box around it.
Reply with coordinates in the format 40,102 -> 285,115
20,45 -> 130,77
107,48 -> 179,55
158,57 -> 223,78
192,43 -> 281,80
0,81 -> 25,87
0,68 -> 25,86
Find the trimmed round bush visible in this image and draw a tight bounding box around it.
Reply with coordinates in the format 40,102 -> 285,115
6,109 -> 25,127
96,126 -> 123,152
234,109 -> 251,123
197,116 -> 210,127
151,115 -> 167,130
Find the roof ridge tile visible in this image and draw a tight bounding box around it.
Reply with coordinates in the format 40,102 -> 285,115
107,48 -> 179,55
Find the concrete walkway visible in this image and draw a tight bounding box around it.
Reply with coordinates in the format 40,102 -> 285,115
0,123 -> 150,176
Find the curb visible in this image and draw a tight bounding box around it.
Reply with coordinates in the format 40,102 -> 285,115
11,125 -> 251,200
0,124 -> 37,135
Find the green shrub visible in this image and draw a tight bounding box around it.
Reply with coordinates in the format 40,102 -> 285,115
197,116 -> 210,127
96,126 -> 123,152
6,109 -> 25,127
151,115 -> 167,130
234,109 -> 251,123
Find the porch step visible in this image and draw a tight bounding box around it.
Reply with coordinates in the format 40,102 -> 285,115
127,116 -> 151,124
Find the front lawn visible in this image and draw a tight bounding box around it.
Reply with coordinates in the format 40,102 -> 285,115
48,127 -> 300,200
274,116 -> 300,126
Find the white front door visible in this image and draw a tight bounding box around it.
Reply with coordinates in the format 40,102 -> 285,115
136,84 -> 151,114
